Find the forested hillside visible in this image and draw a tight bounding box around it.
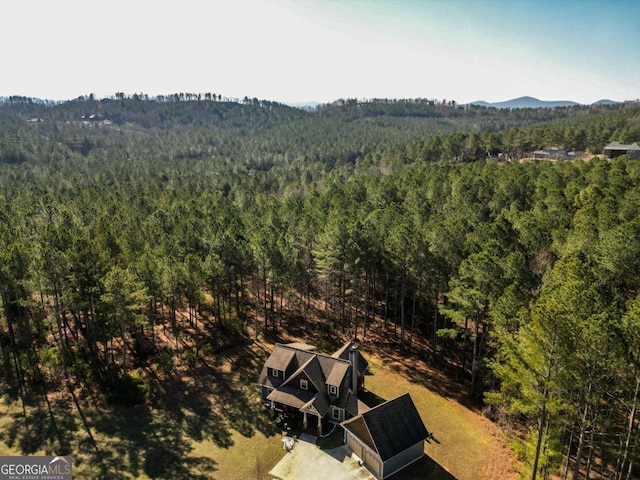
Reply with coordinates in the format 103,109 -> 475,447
2,94 -> 640,479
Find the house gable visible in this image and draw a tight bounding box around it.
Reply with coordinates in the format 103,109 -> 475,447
264,345 -> 296,372
301,392 -> 331,417
259,345 -> 298,387
343,416 -> 376,451
324,359 -> 349,397
300,397 -> 322,416
280,356 -> 323,393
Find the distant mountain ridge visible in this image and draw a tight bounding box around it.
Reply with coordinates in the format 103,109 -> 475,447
471,96 -> 583,109
592,99 -> 618,105
1,94 -> 623,111
286,101 -> 322,110
470,96 -> 623,109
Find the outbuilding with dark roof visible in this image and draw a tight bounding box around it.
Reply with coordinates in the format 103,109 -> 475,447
341,393 -> 430,479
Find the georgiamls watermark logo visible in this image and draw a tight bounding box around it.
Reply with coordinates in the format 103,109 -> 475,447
0,456 -> 72,480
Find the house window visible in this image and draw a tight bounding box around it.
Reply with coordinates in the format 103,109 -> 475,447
332,407 -> 342,420
272,369 -> 279,378
300,379 -> 308,390
329,385 -> 338,396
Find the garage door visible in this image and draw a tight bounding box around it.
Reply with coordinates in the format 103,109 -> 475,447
347,432 -> 364,460
363,450 -> 382,478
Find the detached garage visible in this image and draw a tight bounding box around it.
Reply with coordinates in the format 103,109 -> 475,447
341,393 -> 430,479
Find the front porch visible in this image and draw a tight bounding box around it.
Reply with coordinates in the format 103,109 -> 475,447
267,401 -> 328,437
301,404 -> 325,436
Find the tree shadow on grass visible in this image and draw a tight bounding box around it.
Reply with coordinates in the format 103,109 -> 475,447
80,404 -> 218,480
0,341 -> 283,480
194,345 -> 280,440
358,389 -> 386,409
364,335 -> 482,411
143,440 -> 217,480
90,341 -> 279,478
0,389 -> 218,479
0,394 -> 77,457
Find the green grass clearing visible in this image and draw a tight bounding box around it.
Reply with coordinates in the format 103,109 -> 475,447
365,355 -> 519,480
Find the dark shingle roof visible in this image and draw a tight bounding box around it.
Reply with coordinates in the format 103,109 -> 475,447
259,342 -> 357,389
342,393 -> 429,462
281,355 -> 325,392
258,343 -> 311,387
258,342 -> 367,415
332,341 -> 369,374
342,391 -> 366,417
324,358 -> 350,386
266,386 -> 315,409
302,392 -> 331,416
264,346 -> 296,371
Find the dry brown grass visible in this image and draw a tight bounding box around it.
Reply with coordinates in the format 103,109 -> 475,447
365,354 -> 520,480
0,340 -> 285,480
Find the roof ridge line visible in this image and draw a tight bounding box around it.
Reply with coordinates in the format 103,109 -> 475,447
274,343 -> 353,364
362,392 -> 411,416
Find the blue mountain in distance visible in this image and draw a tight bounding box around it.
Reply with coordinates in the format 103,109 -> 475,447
287,101 -> 322,110
471,96 -> 581,109
592,99 -> 618,105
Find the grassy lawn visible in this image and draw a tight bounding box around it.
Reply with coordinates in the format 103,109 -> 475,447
191,427 -> 285,479
0,338 -> 519,480
0,341 -> 285,480
365,355 -> 520,480
0,392 -> 285,480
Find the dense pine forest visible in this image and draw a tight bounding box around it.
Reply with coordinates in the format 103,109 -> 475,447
2,93 -> 640,479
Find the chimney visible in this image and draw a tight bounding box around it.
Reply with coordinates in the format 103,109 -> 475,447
349,345 -> 359,396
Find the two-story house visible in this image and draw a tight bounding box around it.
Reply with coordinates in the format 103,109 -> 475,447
257,341 -> 368,436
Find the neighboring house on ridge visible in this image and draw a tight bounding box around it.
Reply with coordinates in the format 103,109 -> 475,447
603,141 -> 640,159
531,147 -> 586,160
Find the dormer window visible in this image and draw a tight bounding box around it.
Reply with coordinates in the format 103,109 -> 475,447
272,369 -> 279,378
300,379 -> 308,390
329,384 -> 338,395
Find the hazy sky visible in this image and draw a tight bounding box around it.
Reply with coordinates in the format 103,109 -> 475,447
3,0 -> 639,104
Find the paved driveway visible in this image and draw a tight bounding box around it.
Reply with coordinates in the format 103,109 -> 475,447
269,434 -> 375,480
